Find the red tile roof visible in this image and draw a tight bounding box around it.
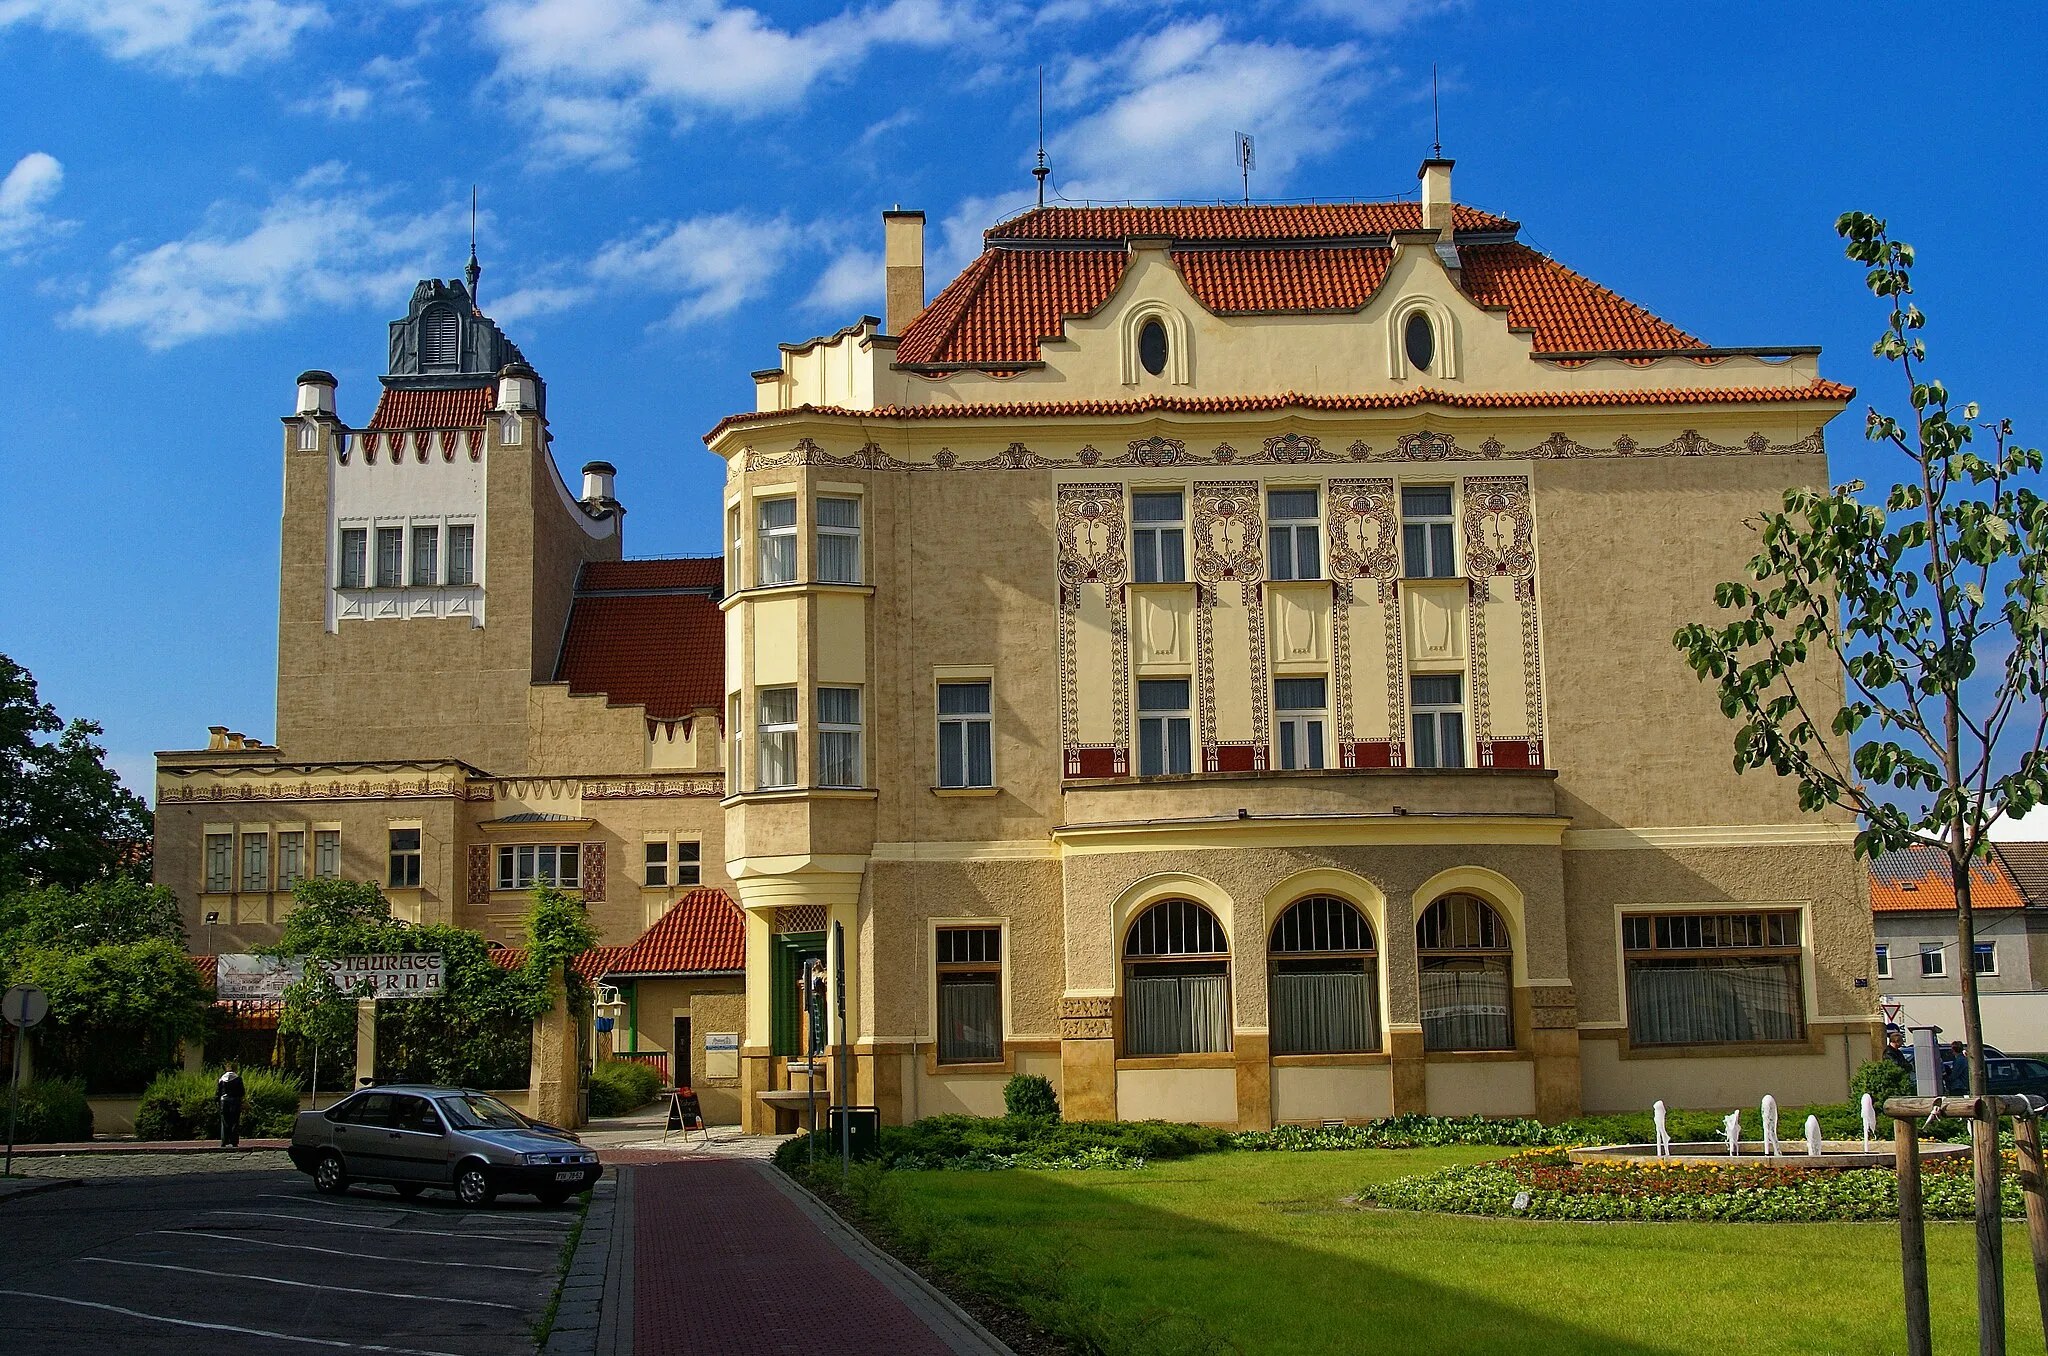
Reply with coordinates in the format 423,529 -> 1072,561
367,385 -> 496,430
485,890 -> 744,976
1869,845 -> 2026,912
986,202 -> 1515,242
553,559 -> 724,722
707,380 -> 1853,442
487,944 -> 625,980
1459,243 -> 1700,352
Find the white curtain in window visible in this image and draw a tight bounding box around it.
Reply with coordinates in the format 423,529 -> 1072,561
1419,966 -> 1512,1050
938,977 -> 1002,1063
1126,970 -> 1231,1055
1272,970 -> 1378,1054
1627,960 -> 1802,1044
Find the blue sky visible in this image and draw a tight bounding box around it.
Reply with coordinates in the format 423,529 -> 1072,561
0,0 -> 2042,799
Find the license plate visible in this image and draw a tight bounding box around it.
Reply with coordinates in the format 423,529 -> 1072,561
554,1169 -> 585,1181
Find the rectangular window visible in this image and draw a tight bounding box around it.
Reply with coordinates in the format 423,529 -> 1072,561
446,524 -> 475,585
1975,942 -> 1998,975
816,496 -> 861,584
339,528 -> 368,589
1410,674 -> 1466,769
644,840 -> 668,888
818,687 -> 863,787
410,525 -> 439,586
936,926 -> 1003,1064
241,832 -> 270,893
495,843 -> 581,890
1131,492 -> 1186,584
277,831 -> 305,890
938,681 -> 994,788
388,828 -> 421,889
375,526 -> 404,588
757,686 -> 798,789
757,497 -> 797,586
1401,486 -> 1457,579
1267,488 -> 1322,581
675,841 -> 700,886
1920,943 -> 1946,978
728,694 -> 743,793
726,505 -> 741,593
1137,678 -> 1193,777
314,829 -> 340,878
1274,677 -> 1327,771
1874,943 -> 1891,979
204,833 -> 233,893
1622,910 -> 1805,1045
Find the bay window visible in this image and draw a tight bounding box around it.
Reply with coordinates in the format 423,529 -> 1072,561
496,843 -> 581,891
817,496 -> 861,584
757,687 -> 798,789
757,497 -> 797,586
817,687 -> 862,787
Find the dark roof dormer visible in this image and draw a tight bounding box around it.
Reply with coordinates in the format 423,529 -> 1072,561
384,279 -> 533,399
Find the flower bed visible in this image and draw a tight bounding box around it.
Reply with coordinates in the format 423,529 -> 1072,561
1360,1148 -> 2028,1222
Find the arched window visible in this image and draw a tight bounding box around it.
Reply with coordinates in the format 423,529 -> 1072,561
1138,318 -> 1168,376
1269,896 -> 1378,1054
422,305 -> 460,370
1403,311 -> 1435,375
1123,898 -> 1230,1055
1416,893 -> 1513,1050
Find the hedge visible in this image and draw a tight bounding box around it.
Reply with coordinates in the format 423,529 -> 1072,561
1,1078 -> 92,1143
774,1114 -> 1233,1172
134,1067 -> 303,1141
588,1059 -> 664,1117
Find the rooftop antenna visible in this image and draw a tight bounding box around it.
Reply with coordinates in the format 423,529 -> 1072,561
1032,66 -> 1050,208
1431,63 -> 1442,158
1235,131 -> 1255,205
465,185 -> 481,306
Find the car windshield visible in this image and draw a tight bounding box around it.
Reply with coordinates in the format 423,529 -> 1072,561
437,1093 -> 529,1130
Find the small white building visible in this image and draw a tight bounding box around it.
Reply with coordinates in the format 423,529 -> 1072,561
1872,843 -> 2048,1055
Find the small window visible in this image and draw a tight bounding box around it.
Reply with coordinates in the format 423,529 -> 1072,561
818,687 -> 863,787
1268,489 -> 1321,581
1975,942 -> 1998,975
1874,943 -> 1891,979
422,305 -> 460,370
297,420 -> 319,451
1410,674 -> 1465,769
1920,943 -> 1946,978
728,694 -> 743,793
817,497 -> 861,584
1400,487 -> 1457,579
757,687 -> 798,789
496,843 -> 581,891
277,831 -> 305,890
388,828 -> 421,889
644,840 -> 668,888
938,681 -> 994,788
1275,677 -> 1327,771
1137,678 -> 1192,777
1404,311 -> 1436,374
314,829 -> 340,878
241,832 -> 270,893
410,525 -> 439,586
675,841 -> 701,886
1131,492 -> 1186,584
1138,318 -> 1168,377
204,832 -> 233,893
757,497 -> 797,586
446,524 -> 476,585
936,926 -> 1003,1064
339,528 -> 368,589
375,526 -> 404,589
726,505 -> 742,594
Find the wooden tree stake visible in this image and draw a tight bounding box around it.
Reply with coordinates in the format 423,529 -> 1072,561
1898,1113 -> 1932,1356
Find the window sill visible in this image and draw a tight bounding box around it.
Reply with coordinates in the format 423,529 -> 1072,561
721,787 -> 880,807
1615,1036 -> 1822,1060
928,1058 -> 1013,1076
931,786 -> 1000,797
1116,1053 -> 1236,1071
1062,766 -> 1556,788
718,581 -> 875,611
1270,1052 -> 1390,1067
1420,1048 -> 1528,1063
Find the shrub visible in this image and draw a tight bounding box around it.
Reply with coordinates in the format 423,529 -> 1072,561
1850,1059 -> 1914,1111
587,1059 -> 664,1117
775,1113 -> 1232,1172
2,1078 -> 92,1143
134,1067 -> 303,1141
1003,1074 -> 1060,1120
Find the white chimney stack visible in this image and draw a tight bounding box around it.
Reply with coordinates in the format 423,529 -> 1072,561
497,361 -> 538,412
1419,158 -> 1454,236
295,369 -> 336,415
884,208 -> 925,335
581,460 -> 617,506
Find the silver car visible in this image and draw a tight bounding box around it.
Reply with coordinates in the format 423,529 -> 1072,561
288,1085 -> 601,1207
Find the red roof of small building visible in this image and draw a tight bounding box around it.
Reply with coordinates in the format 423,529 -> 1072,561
366,385 -> 496,430
1869,845 -> 2027,912
553,559 -> 724,722
487,944 -> 625,980
487,890 -> 744,977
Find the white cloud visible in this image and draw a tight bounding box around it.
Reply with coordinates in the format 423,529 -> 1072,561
0,0 -> 325,74
477,0 -> 978,167
590,212 -> 801,324
806,246 -> 880,314
1300,0 -> 1463,33
0,151 -> 70,256
931,189 -> 1033,279
68,164 -> 466,349
294,53 -> 427,120
1048,20 -> 1372,200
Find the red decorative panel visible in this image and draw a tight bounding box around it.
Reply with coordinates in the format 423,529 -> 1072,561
1070,747 -> 1122,779
467,845 -> 490,910
1345,740 -> 1400,769
1486,739 -> 1544,769
582,841 -> 606,902
1211,744 -> 1261,773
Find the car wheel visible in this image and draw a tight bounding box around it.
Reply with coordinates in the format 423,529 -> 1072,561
394,1183 -> 424,1200
455,1162 -> 496,1208
313,1152 -> 350,1195
536,1186 -> 572,1207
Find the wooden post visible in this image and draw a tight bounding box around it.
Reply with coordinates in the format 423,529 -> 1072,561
1897,1112 -> 1933,1356
2012,1112 -> 2048,1346
1975,1108 -> 2008,1356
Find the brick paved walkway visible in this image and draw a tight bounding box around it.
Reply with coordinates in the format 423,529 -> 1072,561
632,1161 -> 958,1356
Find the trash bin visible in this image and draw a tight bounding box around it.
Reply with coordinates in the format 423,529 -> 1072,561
825,1105 -> 880,1160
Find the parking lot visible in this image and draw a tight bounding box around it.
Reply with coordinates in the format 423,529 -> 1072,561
0,1160 -> 583,1355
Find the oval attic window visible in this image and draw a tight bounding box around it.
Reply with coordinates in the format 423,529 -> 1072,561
1404,311 -> 1435,374
1138,318 -> 1168,376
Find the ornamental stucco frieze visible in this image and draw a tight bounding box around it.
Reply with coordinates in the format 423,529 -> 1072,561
158,776 -> 488,803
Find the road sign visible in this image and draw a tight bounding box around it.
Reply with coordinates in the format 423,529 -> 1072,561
1881,1000 -> 1903,1025
3,985 -> 48,1029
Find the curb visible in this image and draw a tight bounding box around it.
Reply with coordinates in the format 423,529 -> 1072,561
760,1163 -> 1017,1356
0,1177 -> 84,1204
8,1140 -> 291,1158
539,1167 -> 632,1356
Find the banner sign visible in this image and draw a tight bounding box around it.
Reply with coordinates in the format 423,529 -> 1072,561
216,953 -> 446,1000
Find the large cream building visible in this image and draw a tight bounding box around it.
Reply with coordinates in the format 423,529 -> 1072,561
160,159 -> 1880,1131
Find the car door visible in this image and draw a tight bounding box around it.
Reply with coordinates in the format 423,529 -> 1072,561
380,1095 -> 446,1182
333,1093 -> 396,1179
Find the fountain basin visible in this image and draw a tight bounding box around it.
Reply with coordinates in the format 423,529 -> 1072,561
1567,1140 -> 1970,1171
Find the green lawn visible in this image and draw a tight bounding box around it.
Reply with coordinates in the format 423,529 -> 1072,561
881,1149 -> 2047,1355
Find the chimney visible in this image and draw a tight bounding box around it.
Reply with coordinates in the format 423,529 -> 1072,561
497,361 -> 538,412
1419,158 -> 1454,236
884,209 -> 925,335
581,460 -> 618,508
295,369 -> 336,415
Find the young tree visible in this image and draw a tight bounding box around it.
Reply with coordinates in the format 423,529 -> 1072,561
1674,213 -> 2048,1345
0,655 -> 152,891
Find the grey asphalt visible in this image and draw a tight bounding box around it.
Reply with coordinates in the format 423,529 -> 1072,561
0,1165 -> 580,1355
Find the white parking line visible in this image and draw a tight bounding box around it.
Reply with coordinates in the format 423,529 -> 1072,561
164,1230 -> 544,1273
211,1210 -> 558,1244
255,1193 -> 569,1226
83,1257 -> 520,1310
0,1290 -> 470,1355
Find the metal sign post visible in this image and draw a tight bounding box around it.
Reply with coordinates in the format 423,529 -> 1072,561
4,984 -> 51,1177
834,921 -> 849,1180
803,958 -> 825,1165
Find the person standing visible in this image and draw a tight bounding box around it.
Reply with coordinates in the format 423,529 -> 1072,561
1884,1029 -> 1913,1072
217,1062 -> 246,1148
